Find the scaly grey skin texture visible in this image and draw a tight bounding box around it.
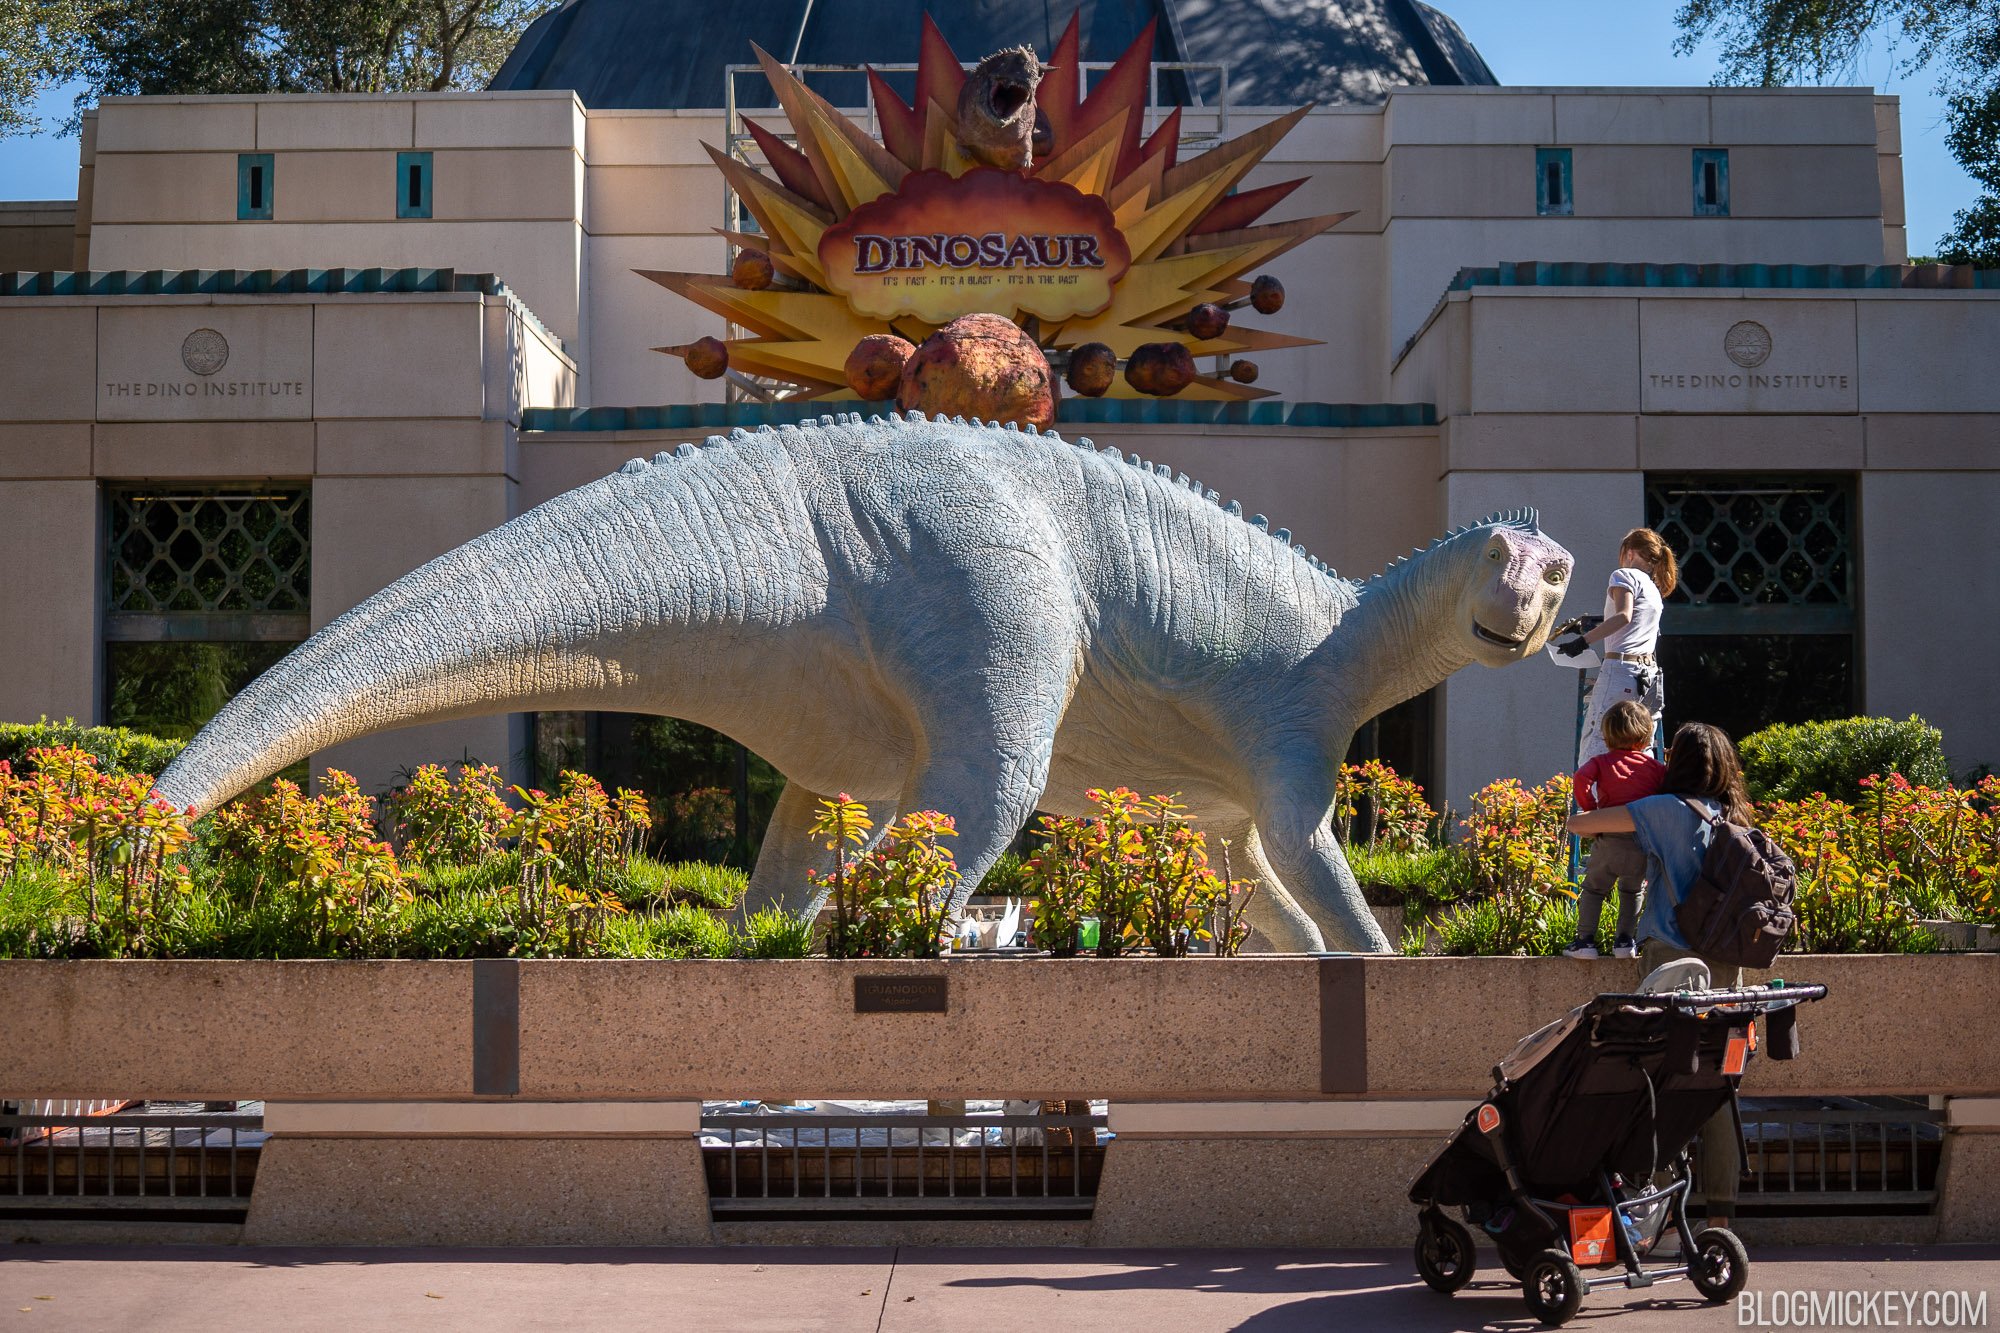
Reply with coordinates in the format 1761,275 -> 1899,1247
151,412 -> 1574,952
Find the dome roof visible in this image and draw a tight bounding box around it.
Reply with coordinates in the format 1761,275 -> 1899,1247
490,0 -> 1496,111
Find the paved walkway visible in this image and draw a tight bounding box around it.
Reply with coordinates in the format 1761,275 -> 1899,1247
4,1244 -> 1997,1330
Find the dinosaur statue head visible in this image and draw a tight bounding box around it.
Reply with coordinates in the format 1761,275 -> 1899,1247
956,46 -> 1044,170
1451,511 -> 1574,667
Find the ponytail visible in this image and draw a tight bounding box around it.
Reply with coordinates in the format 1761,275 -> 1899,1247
1622,527 -> 1678,599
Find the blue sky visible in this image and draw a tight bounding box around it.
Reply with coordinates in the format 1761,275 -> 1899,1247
0,0 -> 1978,251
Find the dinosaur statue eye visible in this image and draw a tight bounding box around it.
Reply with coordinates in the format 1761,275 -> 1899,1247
1486,545 -> 1503,561
1544,565 -> 1568,585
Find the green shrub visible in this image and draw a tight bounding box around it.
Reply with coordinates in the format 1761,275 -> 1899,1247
630,904 -> 739,959
616,859 -> 749,911
1740,715 -> 1951,803
1347,846 -> 1474,910
741,905 -> 816,958
411,853 -> 522,898
0,718 -> 186,778
974,850 -> 1029,898
1413,894 -> 1608,958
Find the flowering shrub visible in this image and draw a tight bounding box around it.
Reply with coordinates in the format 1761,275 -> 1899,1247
0,746 -> 194,953
386,763 -> 511,866
1758,772 -> 1997,951
808,798 -> 961,958
1461,775 -> 1572,897
505,773 -> 651,954
209,769 -> 410,949
1333,759 -> 1437,853
668,786 -> 736,854
1022,789 -> 1256,957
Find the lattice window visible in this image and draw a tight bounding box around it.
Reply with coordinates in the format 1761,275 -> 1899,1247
1645,477 -> 1853,634
105,487 -> 310,643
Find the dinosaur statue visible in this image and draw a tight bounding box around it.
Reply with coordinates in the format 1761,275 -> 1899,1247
150,414 -> 1573,952
955,46 -> 1045,170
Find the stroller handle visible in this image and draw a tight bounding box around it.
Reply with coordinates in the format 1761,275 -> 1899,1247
1594,982 -> 1827,1017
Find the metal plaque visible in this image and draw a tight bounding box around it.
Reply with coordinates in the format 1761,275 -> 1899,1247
854,974 -> 948,1014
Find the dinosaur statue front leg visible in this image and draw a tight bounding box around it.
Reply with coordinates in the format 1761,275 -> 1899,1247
1255,780 -> 1394,953
1201,813 -> 1325,954
743,779 -> 897,918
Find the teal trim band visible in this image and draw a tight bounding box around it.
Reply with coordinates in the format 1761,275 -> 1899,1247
396,151 -> 433,219
0,268 -> 569,355
236,153 -> 273,220
1442,260 -> 1997,293
519,401 -> 1439,433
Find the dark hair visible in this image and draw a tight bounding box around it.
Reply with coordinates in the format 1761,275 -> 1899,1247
1660,722 -> 1754,824
1601,700 -> 1654,751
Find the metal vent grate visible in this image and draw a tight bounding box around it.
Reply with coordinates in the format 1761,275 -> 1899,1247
1645,477 -> 1853,635
108,487 -> 309,615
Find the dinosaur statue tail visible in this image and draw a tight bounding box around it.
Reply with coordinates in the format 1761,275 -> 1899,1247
149,476 -> 671,816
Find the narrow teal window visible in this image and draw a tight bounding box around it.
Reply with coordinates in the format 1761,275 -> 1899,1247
1536,148 -> 1572,217
397,151 -> 433,218
1693,148 -> 1729,217
237,153 -> 273,220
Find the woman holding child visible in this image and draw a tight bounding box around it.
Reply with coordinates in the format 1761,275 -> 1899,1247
1567,721 -> 1758,1231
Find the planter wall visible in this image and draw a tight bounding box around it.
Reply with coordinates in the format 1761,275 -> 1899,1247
3,954 -> 1995,1247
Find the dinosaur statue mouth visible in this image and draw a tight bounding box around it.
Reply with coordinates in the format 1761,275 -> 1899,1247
1471,620 -> 1527,648
988,79 -> 1032,121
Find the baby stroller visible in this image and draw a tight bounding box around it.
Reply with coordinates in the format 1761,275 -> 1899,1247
1407,962 -> 1827,1325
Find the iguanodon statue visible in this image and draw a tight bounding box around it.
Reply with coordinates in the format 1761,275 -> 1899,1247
151,412 -> 1573,952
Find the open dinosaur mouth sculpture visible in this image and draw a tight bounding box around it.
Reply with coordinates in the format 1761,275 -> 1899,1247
1472,621 -> 1528,648
987,75 -> 1032,120
955,45 -> 1045,170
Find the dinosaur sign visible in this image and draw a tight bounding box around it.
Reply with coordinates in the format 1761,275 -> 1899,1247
818,169 -> 1130,323
644,15 -> 1348,400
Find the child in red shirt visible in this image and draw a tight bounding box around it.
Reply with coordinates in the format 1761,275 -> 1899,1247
1563,700 -> 1665,959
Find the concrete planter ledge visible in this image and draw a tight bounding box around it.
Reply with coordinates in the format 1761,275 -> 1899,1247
4,954 -> 1995,1248
2,954 -> 1992,1103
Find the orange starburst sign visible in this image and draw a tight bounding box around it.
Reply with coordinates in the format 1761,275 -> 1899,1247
641,15 -> 1351,401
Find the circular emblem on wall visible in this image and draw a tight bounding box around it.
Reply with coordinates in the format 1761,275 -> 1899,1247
1723,320 -> 1772,369
180,328 -> 230,376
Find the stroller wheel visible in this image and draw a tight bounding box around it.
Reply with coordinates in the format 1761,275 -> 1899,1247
1522,1248 -> 1586,1326
1413,1214 -> 1477,1293
1689,1227 -> 1750,1302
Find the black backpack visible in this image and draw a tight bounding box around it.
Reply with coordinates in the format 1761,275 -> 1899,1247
1673,798 -> 1798,968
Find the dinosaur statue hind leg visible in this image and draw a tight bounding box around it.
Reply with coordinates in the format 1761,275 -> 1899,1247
743,779 -> 897,918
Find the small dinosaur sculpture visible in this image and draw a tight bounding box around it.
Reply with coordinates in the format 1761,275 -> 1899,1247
955,45 -> 1045,170
151,414 -> 1572,952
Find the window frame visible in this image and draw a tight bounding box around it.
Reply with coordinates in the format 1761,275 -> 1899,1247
237,153 -> 274,221
1692,147 -> 1730,217
396,151 -> 434,219
1535,147 -> 1573,217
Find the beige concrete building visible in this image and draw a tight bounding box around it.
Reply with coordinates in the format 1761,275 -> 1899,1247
1,11 -> 1995,809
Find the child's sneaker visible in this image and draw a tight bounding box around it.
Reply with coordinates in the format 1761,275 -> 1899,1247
1612,936 -> 1639,959
1562,938 -> 1600,959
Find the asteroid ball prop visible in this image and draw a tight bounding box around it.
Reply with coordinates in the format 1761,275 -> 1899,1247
1065,342 -> 1117,397
1185,302 -> 1230,341
685,336 -> 729,380
1228,359 -> 1260,384
898,313 -> 1056,429
845,334 -> 916,400
1250,274 -> 1286,315
1124,341 -> 1197,397
731,249 -> 775,290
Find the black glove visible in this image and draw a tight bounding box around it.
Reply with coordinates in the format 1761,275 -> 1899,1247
1556,636 -> 1591,658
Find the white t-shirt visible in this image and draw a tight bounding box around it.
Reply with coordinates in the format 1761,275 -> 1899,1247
1601,566 -> 1662,655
